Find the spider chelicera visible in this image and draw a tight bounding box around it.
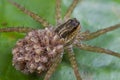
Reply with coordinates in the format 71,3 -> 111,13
0,0 -> 120,80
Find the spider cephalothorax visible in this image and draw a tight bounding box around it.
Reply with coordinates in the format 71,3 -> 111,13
1,0 -> 120,80
55,18 -> 80,45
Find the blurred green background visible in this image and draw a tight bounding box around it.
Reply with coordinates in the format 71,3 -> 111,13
0,0 -> 120,80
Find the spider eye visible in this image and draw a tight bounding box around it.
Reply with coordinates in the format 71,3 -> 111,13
68,18 -> 80,28
71,18 -> 80,27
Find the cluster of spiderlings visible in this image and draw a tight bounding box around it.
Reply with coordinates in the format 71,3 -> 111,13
12,28 -> 64,74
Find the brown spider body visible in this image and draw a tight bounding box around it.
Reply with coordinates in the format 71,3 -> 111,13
1,0 -> 120,80
12,18 -> 80,75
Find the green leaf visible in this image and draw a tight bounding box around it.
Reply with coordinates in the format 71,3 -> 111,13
0,0 -> 120,80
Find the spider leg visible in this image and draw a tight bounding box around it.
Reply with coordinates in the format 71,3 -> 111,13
56,0 -> 62,24
80,23 -> 120,41
8,0 -> 51,27
44,53 -> 63,80
0,27 -> 34,33
74,42 -> 120,58
64,0 -> 80,21
66,46 -> 82,80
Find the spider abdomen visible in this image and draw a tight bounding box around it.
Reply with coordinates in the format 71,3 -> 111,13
12,28 -> 64,74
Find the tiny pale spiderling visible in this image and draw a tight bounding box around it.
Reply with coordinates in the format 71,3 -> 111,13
1,0 -> 120,80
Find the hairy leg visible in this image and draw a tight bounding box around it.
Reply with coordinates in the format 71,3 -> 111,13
0,27 -> 34,33
66,46 -> 82,80
80,23 -> 120,41
74,42 -> 120,58
64,0 -> 80,20
8,0 -> 51,27
44,54 -> 63,80
56,0 -> 62,24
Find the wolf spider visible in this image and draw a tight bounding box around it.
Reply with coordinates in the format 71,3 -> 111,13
0,0 -> 120,80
